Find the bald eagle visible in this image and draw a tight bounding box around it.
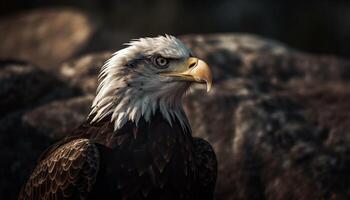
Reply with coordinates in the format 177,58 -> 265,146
19,35 -> 217,200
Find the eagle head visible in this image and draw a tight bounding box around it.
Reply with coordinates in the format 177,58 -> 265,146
89,35 -> 212,131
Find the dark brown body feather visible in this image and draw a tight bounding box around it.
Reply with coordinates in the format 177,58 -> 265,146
19,111 -> 217,200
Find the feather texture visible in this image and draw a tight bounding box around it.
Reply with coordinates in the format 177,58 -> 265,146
19,139 -> 100,200
19,112 -> 217,200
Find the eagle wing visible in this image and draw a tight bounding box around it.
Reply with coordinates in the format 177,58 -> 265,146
193,137 -> 217,200
18,138 -> 100,200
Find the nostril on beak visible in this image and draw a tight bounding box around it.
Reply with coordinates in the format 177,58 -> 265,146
189,61 -> 197,69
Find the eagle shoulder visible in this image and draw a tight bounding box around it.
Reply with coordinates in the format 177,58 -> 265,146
19,139 -> 100,200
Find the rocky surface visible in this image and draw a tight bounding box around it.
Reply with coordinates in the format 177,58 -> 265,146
181,34 -> 290,83
181,34 -> 350,85
1,29 -> 350,200
22,95 -> 93,140
0,9 -> 95,70
0,112 -> 53,200
0,60 -> 78,115
58,52 -> 112,94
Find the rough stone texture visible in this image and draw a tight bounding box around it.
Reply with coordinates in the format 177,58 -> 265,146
0,60 -> 77,115
22,95 -> 93,140
232,87 -> 350,200
0,111 -> 53,200
241,52 -> 350,85
181,34 -> 290,82
58,52 -> 112,94
2,33 -> 350,200
0,8 -> 95,70
181,34 -> 350,85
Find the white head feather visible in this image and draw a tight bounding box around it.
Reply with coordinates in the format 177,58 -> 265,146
89,35 -> 192,131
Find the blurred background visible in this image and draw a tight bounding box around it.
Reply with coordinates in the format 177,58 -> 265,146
1,1 -> 350,200
1,0 -> 349,57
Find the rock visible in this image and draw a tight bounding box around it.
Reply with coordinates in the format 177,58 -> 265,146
180,33 -> 290,57
22,95 -> 93,140
241,52 -> 350,85
0,111 -> 53,200
288,82 -> 350,142
181,34 -> 350,84
180,33 -> 290,82
58,52 -> 112,94
0,60 -> 77,115
0,8 -> 95,70
233,95 -> 322,200
231,88 -> 350,200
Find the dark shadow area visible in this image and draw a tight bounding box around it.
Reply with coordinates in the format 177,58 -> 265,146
0,0 -> 349,57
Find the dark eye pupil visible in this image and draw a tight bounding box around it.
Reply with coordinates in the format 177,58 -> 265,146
157,57 -> 168,66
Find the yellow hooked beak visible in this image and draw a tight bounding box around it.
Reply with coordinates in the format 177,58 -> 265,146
160,57 -> 213,92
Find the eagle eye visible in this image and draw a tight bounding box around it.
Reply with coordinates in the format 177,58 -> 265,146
155,56 -> 169,68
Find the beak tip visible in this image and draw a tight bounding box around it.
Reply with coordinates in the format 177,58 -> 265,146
206,83 -> 212,92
